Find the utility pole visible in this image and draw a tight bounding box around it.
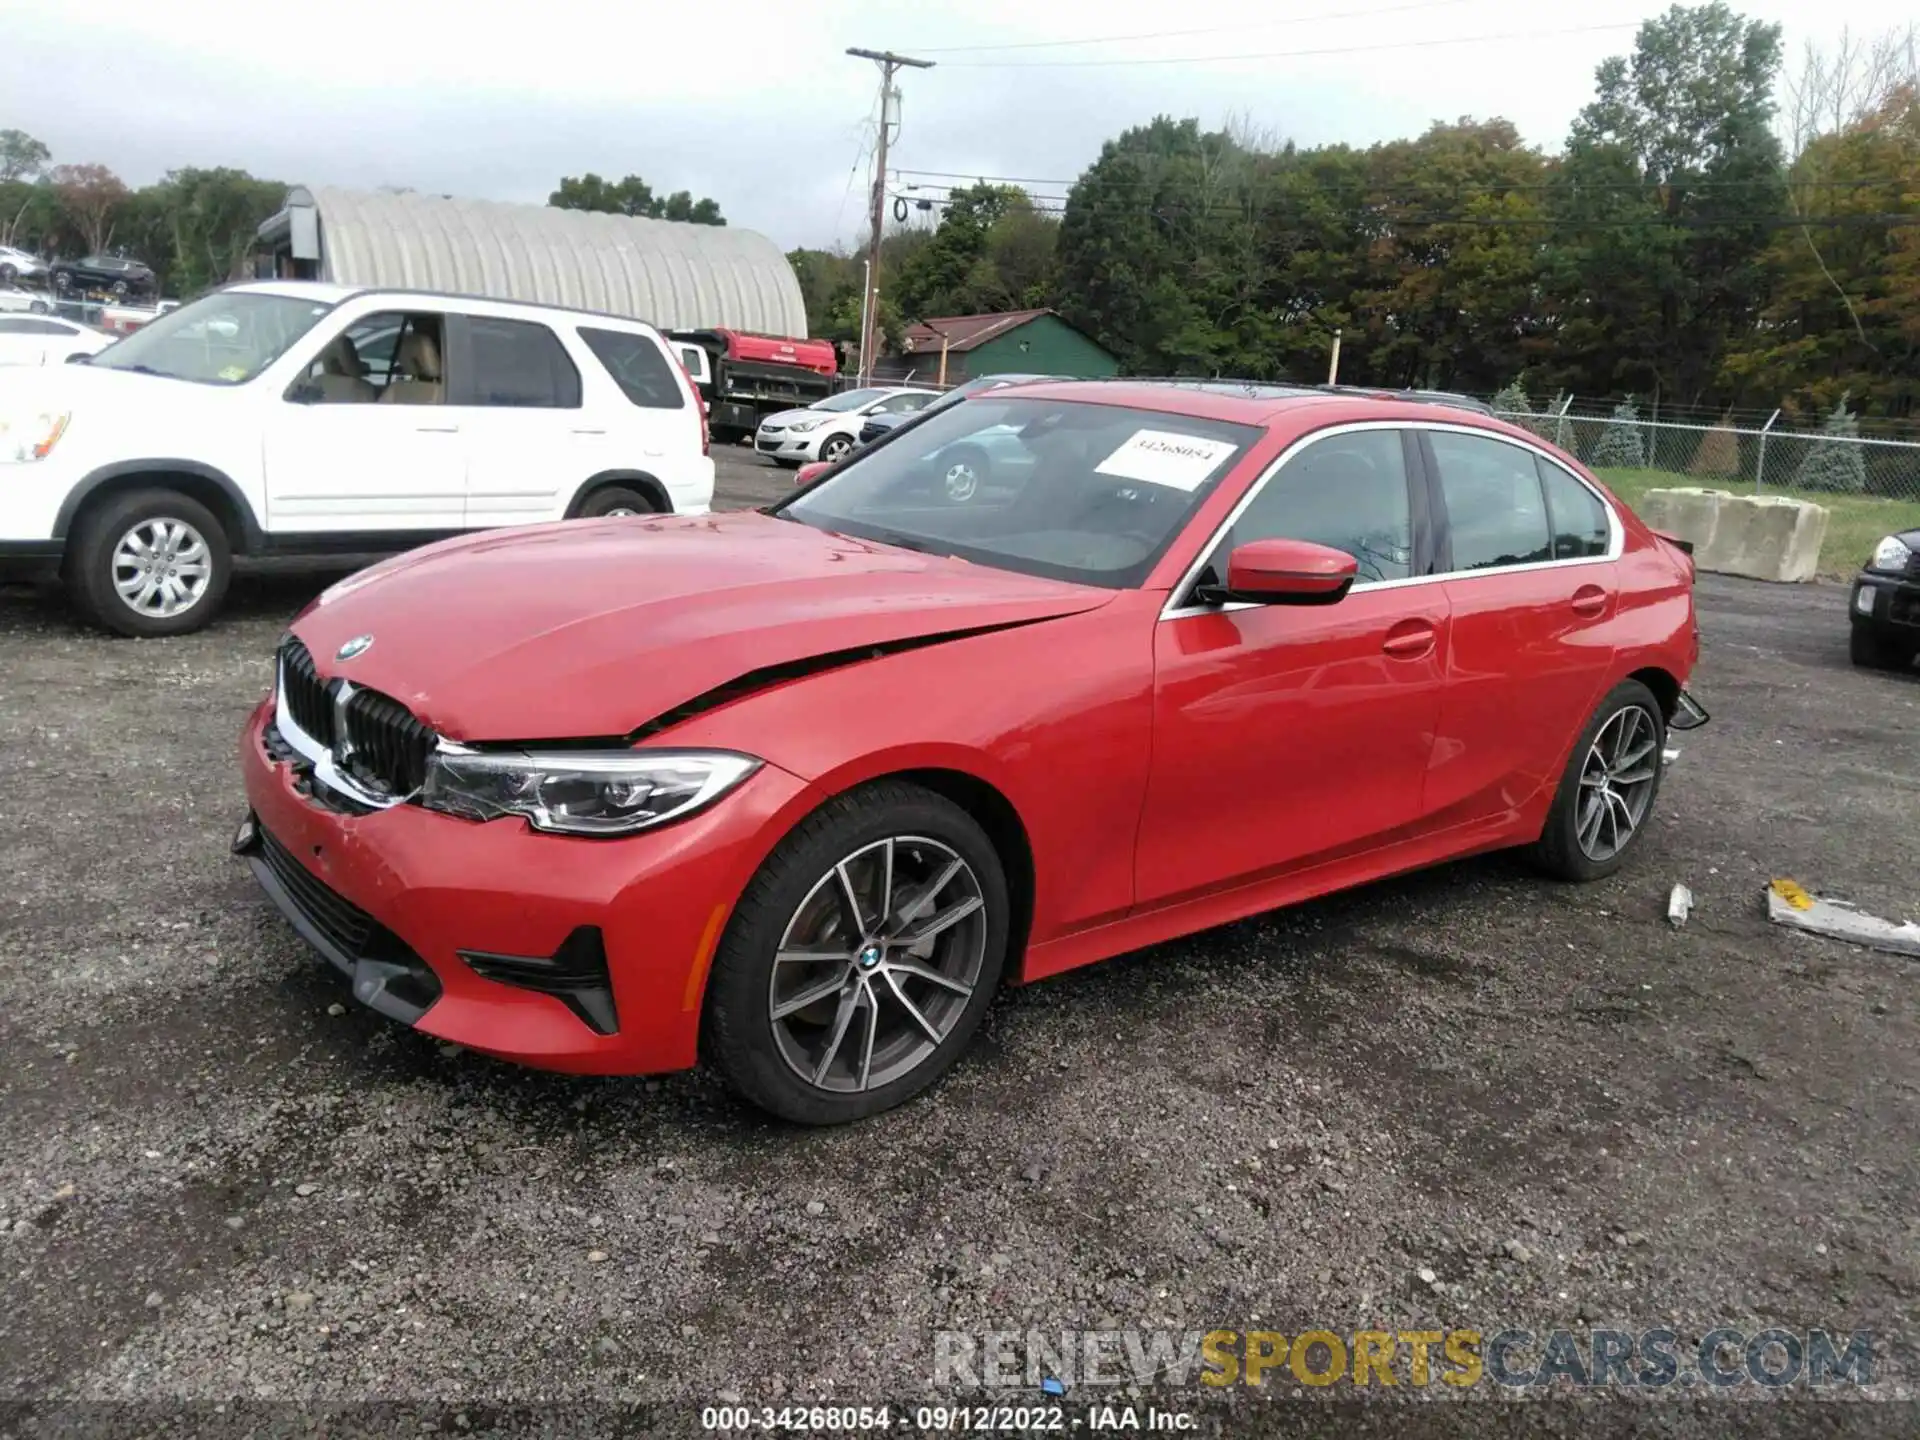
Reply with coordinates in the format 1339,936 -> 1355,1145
847,47 -> 933,386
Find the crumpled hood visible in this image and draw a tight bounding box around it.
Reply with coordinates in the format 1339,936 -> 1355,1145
290,511 -> 1113,741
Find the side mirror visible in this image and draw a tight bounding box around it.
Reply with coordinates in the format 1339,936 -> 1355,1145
286,378 -> 323,404
1200,538 -> 1359,606
65,351 -> 91,364
794,461 -> 831,487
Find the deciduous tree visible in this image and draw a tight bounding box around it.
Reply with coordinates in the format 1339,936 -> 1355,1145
549,173 -> 725,226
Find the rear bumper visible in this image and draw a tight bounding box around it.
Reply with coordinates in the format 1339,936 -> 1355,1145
235,699 -> 813,1074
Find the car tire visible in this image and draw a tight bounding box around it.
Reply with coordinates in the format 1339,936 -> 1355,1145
1525,679 -> 1667,882
67,489 -> 232,638
576,485 -> 659,519
51,269 -> 70,293
819,434 -> 854,464
29,299 -> 47,315
772,458 -> 800,470
0,263 -> 13,284
1849,626 -> 1914,671
702,780 -> 1010,1125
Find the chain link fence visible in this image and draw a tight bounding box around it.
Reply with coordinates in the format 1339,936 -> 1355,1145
1490,401 -> 1920,503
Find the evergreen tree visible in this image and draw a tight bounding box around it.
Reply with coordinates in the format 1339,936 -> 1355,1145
1490,380 -> 1531,416
1792,394 -> 1869,493
1590,398 -> 1647,470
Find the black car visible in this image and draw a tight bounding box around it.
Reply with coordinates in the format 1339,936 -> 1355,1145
1849,527 -> 1920,670
856,372 -> 1061,447
50,253 -> 156,298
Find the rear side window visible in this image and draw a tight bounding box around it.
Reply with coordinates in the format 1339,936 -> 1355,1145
465,316 -> 581,408
1538,459 -> 1611,558
1428,431 -> 1552,572
0,318 -> 75,335
580,327 -> 687,409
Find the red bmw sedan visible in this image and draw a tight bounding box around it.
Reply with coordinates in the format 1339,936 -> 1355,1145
235,381 -> 1707,1124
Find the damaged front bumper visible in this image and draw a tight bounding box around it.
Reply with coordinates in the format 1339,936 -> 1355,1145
232,698 -> 814,1074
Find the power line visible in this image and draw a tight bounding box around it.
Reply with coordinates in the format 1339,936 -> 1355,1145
911,0 -> 1473,54
934,21 -> 1637,68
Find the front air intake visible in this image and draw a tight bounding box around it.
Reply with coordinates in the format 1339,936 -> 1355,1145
458,927 -> 619,1036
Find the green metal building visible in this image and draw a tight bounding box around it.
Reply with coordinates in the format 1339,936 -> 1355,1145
889,309 -> 1120,384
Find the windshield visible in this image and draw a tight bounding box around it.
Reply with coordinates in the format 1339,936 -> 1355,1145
89,291 -> 336,385
776,397 -> 1260,588
815,388 -> 893,412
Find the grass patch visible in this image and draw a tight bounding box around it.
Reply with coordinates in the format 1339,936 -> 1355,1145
1593,467 -> 1920,579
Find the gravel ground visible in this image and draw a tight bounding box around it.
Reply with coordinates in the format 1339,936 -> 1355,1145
1,449 -> 1916,1436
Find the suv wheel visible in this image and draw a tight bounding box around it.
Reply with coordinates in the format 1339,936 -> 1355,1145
576,485 -> 659,519
51,269 -> 71,293
702,781 -> 1009,1124
1849,627 -> 1914,671
68,489 -> 232,637
0,263 -> 14,285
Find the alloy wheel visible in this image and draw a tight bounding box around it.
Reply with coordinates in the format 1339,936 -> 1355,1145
112,518 -> 214,619
767,836 -> 988,1094
943,461 -> 980,503
821,436 -> 852,463
1575,704 -> 1660,862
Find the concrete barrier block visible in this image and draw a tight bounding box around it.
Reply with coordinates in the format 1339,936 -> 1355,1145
1638,488 -> 1829,583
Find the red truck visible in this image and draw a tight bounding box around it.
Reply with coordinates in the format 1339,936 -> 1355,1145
666,328 -> 838,441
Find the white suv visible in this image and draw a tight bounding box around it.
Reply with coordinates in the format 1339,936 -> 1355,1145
753,386 -> 939,467
0,282 -> 713,636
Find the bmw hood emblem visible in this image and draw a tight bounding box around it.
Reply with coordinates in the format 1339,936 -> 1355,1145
336,634 -> 374,662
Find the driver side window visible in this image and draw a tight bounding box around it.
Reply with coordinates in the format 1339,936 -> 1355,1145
293,311 -> 443,404
1221,429 -> 1415,585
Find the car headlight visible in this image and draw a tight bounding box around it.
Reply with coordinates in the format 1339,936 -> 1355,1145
786,417 -> 825,433
0,408 -> 70,464
1870,534 -> 1913,572
420,748 -> 760,836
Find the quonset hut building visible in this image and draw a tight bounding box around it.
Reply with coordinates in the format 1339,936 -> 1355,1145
255,185 -> 808,338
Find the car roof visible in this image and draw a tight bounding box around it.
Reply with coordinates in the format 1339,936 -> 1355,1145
214,280 -> 671,332
984,377 -> 1504,427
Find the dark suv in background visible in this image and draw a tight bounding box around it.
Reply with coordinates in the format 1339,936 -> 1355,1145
50,253 -> 157,298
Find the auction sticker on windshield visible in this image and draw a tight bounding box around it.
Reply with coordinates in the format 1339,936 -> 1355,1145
1095,430 -> 1239,491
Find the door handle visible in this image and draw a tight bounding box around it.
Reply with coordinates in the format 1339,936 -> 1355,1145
415,425 -> 460,434
571,428 -> 606,436
1381,620 -> 1436,659
1571,585 -> 1609,618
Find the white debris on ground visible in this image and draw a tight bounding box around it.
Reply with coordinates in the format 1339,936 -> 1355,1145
1667,884 -> 1693,927
1766,878 -> 1920,958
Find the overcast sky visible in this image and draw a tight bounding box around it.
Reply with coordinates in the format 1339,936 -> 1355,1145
1,0 -> 1911,251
